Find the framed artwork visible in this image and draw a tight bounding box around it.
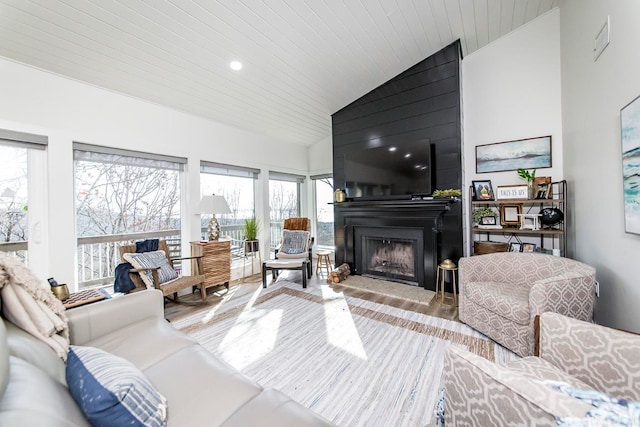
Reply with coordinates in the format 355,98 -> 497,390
621,94 -> 640,235
533,176 -> 553,199
508,242 -> 522,252
500,203 -> 522,227
496,184 -> 528,200
522,243 -> 537,253
476,136 -> 552,173
472,180 -> 494,201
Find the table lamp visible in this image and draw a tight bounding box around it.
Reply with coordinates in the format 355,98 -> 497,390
197,194 -> 231,241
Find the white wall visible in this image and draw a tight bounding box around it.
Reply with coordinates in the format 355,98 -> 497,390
462,9 -> 564,254
0,57 -> 310,287
560,0 -> 640,330
308,135 -> 332,177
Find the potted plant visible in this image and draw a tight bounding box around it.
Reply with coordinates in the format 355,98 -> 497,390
242,217 -> 260,253
432,188 -> 462,198
517,168 -> 536,199
472,206 -> 498,226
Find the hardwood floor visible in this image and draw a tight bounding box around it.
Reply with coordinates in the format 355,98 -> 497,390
164,270 -> 459,323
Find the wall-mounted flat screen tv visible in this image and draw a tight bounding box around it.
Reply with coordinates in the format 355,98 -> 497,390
344,139 -> 433,200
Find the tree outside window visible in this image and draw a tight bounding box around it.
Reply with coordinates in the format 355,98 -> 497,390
0,145 -> 28,262
74,150 -> 182,288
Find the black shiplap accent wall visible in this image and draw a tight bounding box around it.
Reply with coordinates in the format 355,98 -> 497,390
332,41 -> 463,283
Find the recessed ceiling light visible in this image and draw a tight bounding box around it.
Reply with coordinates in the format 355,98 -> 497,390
389,146 -> 397,152
230,61 -> 243,71
404,153 -> 411,158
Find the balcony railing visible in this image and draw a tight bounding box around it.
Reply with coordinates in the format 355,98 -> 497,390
1,220 -> 309,291
77,229 -> 182,290
0,241 -> 28,264
76,223 -> 273,290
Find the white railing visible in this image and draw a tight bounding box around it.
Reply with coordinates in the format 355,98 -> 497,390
77,224 -> 252,290
2,221 -> 308,290
0,241 -> 28,264
76,229 -> 182,290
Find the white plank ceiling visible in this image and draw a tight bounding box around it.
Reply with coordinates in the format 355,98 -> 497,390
0,0 -> 558,146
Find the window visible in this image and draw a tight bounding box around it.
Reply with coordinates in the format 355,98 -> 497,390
269,172 -> 303,251
0,129 -> 48,265
74,143 -> 185,289
200,161 -> 258,251
312,175 -> 334,249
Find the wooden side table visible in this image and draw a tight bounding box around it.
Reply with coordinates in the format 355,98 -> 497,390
190,240 -> 231,300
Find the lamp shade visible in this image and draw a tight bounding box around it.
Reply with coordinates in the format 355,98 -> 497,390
197,195 -> 231,215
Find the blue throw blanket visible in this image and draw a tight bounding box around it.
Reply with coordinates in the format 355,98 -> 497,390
113,239 -> 160,293
136,238 -> 159,253
545,381 -> 640,426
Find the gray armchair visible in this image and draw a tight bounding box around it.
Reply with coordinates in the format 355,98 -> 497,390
459,252 -> 596,356
444,312 -> 640,426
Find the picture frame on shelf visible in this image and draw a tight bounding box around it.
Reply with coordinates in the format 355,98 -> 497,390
496,185 -> 528,200
481,216 -> 497,225
472,180 -> 494,201
500,203 -> 522,227
533,176 -> 553,199
508,242 -> 522,252
522,243 -> 537,253
476,135 -> 552,173
535,183 -> 550,199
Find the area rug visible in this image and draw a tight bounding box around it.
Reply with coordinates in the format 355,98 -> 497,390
172,280 -> 516,427
337,275 -> 436,306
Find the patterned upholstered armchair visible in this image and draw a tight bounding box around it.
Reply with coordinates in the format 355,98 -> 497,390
444,312 -> 640,426
459,252 -> 596,357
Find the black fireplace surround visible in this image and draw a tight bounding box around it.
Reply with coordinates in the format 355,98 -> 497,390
331,41 -> 463,291
356,226 -> 423,285
334,199 -> 456,290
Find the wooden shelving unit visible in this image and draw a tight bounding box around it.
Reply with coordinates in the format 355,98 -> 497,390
470,180 -> 567,255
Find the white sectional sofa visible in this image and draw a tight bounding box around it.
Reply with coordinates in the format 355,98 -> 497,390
0,289 -> 334,426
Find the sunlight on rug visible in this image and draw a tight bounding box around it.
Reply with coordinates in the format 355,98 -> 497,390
172,280 -> 517,427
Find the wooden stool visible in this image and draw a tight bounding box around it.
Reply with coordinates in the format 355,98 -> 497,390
316,251 -> 333,275
435,259 -> 458,306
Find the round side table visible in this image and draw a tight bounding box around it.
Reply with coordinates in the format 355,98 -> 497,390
435,259 -> 458,306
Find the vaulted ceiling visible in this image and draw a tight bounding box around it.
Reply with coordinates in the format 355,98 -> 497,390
0,0 -> 558,146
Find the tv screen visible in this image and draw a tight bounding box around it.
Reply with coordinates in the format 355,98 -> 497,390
344,140 -> 433,200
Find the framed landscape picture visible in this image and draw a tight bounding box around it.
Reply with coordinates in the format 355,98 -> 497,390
476,136 -> 552,173
621,95 -> 640,235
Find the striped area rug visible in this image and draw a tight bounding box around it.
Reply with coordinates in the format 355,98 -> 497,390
173,280 -> 515,427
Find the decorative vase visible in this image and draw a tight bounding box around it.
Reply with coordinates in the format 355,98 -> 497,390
527,181 -> 534,199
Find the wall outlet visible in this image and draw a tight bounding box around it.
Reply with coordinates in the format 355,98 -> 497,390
595,281 -> 600,297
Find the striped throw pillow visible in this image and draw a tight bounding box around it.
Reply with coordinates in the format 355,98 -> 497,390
66,345 -> 168,427
123,251 -> 178,289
